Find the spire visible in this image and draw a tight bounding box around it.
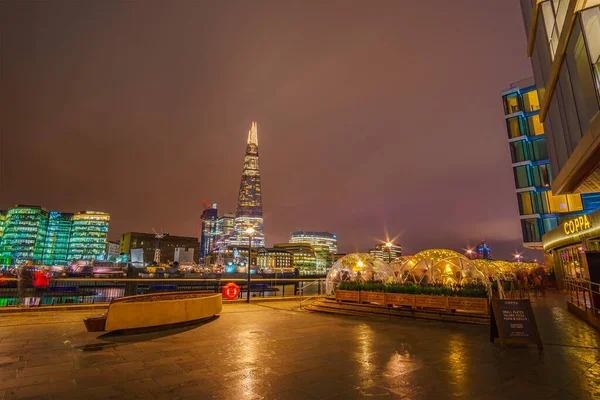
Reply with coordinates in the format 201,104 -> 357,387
247,122 -> 258,146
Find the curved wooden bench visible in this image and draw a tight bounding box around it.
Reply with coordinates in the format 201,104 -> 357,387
83,291 -> 222,332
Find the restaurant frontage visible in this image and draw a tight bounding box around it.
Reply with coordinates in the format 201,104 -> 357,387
543,211 -> 600,329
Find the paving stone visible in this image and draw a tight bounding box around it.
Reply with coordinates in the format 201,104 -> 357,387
0,293 -> 598,399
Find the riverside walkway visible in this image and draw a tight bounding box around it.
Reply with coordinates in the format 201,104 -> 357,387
0,292 -> 598,399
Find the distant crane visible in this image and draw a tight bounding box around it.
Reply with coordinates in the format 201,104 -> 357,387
152,228 -> 168,264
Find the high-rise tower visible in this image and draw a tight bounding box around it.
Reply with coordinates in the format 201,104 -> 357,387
229,122 -> 265,248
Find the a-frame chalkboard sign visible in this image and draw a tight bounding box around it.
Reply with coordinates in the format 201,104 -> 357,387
490,298 -> 543,352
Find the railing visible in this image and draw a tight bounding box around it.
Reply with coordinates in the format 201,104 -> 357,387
0,277 -> 327,307
564,277 -> 600,318
298,280 -> 326,308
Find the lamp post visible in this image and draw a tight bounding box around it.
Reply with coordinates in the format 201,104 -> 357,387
466,249 -> 473,259
245,226 -> 255,303
385,242 -> 393,264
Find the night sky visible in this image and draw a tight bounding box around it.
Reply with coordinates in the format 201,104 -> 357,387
1,1 -> 541,260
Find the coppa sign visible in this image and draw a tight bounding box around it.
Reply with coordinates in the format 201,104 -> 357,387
563,215 -> 592,235
222,282 -> 241,300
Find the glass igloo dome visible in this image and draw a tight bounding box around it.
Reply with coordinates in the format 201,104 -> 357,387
403,249 -> 487,285
325,253 -> 395,295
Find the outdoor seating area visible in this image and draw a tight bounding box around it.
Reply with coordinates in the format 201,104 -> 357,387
324,251 -> 548,316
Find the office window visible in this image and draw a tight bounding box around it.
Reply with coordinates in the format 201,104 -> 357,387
565,18 -> 600,135
535,191 -> 551,214
521,219 -> 541,243
507,116 -> 527,138
518,192 -> 534,215
510,141 -> 529,163
582,7 -> 600,98
530,138 -> 548,161
503,93 -> 521,115
522,90 -> 541,112
514,165 -> 531,188
526,114 -> 545,135
541,216 -> 559,233
531,164 -> 552,187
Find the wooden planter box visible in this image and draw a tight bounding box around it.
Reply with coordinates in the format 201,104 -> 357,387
414,295 -> 448,310
447,296 -> 489,314
360,291 -> 385,304
335,290 -> 360,303
385,293 -> 415,307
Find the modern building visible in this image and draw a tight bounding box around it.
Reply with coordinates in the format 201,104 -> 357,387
273,243 -> 327,274
289,231 -> 338,254
368,243 -> 402,263
43,211 -> 74,265
67,211 -> 111,261
0,205 -> 110,265
107,241 -> 120,261
519,1 -> 600,195
200,205 -> 219,260
119,232 -> 199,265
228,122 -> 265,248
502,81 -> 600,247
257,248 -> 293,270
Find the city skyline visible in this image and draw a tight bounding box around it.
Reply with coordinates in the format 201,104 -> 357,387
1,1 -> 538,259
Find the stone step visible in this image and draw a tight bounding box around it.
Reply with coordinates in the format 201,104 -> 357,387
305,298 -> 490,325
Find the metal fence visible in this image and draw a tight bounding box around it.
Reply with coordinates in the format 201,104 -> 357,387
564,277 -> 600,318
0,277 -> 327,307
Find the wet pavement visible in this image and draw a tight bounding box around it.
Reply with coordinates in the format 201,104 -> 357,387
0,292 -> 599,399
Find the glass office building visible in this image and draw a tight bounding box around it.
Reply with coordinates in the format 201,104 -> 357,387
520,0 -> 600,194
289,231 -> 338,254
0,206 -> 49,263
67,211 -> 110,261
42,212 -> 74,265
502,82 -> 600,248
200,206 -> 218,259
0,207 -> 111,265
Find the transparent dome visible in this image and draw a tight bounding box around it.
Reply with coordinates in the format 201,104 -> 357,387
405,249 -> 487,285
390,256 -> 413,283
325,253 -> 395,295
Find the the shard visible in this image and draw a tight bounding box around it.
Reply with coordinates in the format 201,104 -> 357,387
228,122 -> 265,248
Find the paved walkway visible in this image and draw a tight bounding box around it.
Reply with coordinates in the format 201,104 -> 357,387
0,292 -> 599,399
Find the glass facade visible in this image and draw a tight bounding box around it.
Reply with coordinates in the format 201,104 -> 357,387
289,231 -> 338,254
200,206 -> 218,259
521,1 -> 600,193
0,206 -> 49,262
502,84 -> 600,246
229,122 -> 265,248
67,212 -> 110,261
42,212 -> 73,265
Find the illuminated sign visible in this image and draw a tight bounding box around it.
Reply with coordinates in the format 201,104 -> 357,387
563,215 -> 592,235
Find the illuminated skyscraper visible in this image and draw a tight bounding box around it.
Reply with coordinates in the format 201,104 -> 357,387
229,122 -> 265,248
0,210 -> 6,241
200,205 -> 218,259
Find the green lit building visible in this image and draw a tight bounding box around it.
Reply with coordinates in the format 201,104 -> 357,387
0,210 -> 6,241
0,205 -> 49,263
43,212 -> 74,265
0,205 -> 110,265
67,211 -> 111,261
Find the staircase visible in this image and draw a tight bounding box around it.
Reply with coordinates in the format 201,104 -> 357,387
304,298 -> 489,325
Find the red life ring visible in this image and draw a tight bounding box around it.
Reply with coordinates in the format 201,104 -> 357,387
222,282 -> 240,300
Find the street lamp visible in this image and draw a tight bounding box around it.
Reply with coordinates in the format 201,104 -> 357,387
514,253 -> 522,261
466,249 -> 473,259
245,226 -> 255,303
385,242 -> 393,264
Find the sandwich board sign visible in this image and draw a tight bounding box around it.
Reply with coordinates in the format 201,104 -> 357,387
490,298 -> 543,352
